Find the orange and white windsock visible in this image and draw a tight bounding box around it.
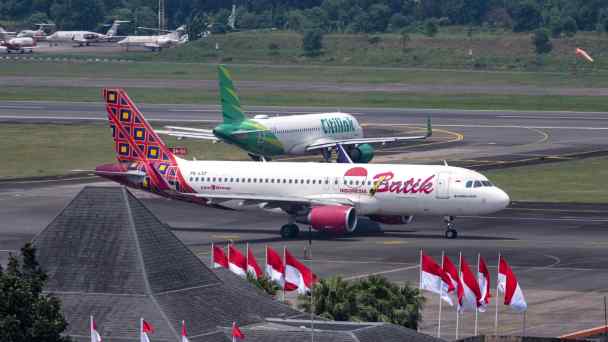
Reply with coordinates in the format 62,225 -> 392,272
576,48 -> 594,63
498,256 -> 527,312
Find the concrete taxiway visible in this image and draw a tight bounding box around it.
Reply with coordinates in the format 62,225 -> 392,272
1,180 -> 608,339
1,100 -> 607,169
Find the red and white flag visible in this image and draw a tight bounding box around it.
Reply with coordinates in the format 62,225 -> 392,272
458,255 -> 482,312
498,256 -> 527,312
228,245 -> 247,277
212,244 -> 228,269
419,252 -> 454,305
442,255 -> 459,295
232,321 -> 245,341
90,316 -> 102,342
285,248 -> 318,294
140,319 -> 154,342
477,255 -> 491,311
265,246 -> 285,287
576,48 -> 594,62
247,245 -> 263,279
181,320 -> 189,342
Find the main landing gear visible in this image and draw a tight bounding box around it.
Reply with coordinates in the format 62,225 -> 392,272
280,223 -> 299,239
444,216 -> 458,239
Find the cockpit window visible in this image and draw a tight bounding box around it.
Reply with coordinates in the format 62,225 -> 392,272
474,181 -> 482,188
466,181 -> 473,188
482,181 -> 492,187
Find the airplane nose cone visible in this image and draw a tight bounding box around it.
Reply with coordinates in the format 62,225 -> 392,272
495,188 -> 510,210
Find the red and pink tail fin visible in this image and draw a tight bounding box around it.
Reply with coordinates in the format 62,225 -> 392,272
103,88 -> 174,164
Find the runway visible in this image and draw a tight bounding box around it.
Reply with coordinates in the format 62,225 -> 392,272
1,180 -> 608,338
1,100 -> 607,168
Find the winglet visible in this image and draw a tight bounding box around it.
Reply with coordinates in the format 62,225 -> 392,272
426,116 -> 432,138
336,144 -> 353,164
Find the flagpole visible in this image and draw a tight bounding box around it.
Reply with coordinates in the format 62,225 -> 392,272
475,253 -> 479,336
232,322 -> 236,342
494,252 -> 501,336
211,242 -> 214,268
282,246 -> 286,303
455,252 -> 461,340
438,251 -> 444,338
418,249 -> 423,333
522,311 -> 526,336
246,243 -> 249,275
90,315 -> 93,337
140,317 -> 143,342
309,224 -> 314,342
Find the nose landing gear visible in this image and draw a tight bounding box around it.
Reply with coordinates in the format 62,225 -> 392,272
444,216 -> 458,239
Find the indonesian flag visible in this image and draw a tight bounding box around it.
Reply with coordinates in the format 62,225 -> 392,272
212,244 -> 228,269
140,319 -> 154,342
477,255 -> 491,311
576,48 -> 594,62
498,256 -> 527,312
265,246 -> 285,287
232,321 -> 245,341
458,256 -> 482,313
228,245 -> 247,278
419,252 -> 454,305
247,246 -> 263,279
285,248 -> 318,294
181,321 -> 189,342
442,255 -> 459,295
90,316 -> 102,342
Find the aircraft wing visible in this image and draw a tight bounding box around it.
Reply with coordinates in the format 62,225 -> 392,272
173,191 -> 354,207
157,126 -> 219,141
306,116 -> 432,151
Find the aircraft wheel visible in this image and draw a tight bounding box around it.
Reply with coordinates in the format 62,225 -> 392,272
445,229 -> 458,239
280,224 -> 299,239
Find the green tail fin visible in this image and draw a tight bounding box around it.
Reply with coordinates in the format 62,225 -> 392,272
218,65 -> 246,123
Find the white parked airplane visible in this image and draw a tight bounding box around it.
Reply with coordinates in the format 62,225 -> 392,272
158,65 -> 431,163
0,27 -> 36,53
96,88 -> 510,239
46,20 -> 128,46
17,23 -> 55,41
117,25 -> 188,51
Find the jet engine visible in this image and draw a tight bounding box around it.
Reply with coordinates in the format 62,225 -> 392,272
348,144 -> 374,163
368,215 -> 414,225
298,205 -> 358,233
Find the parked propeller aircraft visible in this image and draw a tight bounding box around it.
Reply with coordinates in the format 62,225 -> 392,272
158,65 -> 432,163
96,88 -> 510,239
46,20 -> 128,46
0,27 -> 36,53
117,25 -> 188,51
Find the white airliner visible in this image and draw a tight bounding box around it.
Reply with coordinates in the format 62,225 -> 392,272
96,88 -> 510,239
46,20 -> 128,46
0,27 -> 36,53
117,25 -> 188,51
158,65 -> 431,163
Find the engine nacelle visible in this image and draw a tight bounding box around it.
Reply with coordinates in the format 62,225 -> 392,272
349,143 -> 374,163
368,215 -> 414,225
299,205 -> 358,233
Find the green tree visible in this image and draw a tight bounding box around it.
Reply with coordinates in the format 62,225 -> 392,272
298,276 -> 425,330
246,273 -> 281,296
562,16 -> 578,37
133,6 -> 157,29
0,243 -> 70,342
532,28 -> 552,54
423,19 -> 438,37
302,29 -> 323,56
400,29 -> 411,51
512,0 -> 542,32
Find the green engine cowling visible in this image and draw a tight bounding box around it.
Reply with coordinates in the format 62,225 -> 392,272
349,144 -> 374,163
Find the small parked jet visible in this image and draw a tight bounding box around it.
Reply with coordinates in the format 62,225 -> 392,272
158,65 -> 431,163
96,88 -> 509,239
46,20 -> 129,46
0,27 -> 36,53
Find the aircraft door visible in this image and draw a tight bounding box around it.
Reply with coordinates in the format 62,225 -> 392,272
436,172 -> 451,199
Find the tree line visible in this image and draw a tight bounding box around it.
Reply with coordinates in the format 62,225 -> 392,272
1,0 -> 608,36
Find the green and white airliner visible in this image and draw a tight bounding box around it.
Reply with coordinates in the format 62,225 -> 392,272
158,65 -> 432,163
